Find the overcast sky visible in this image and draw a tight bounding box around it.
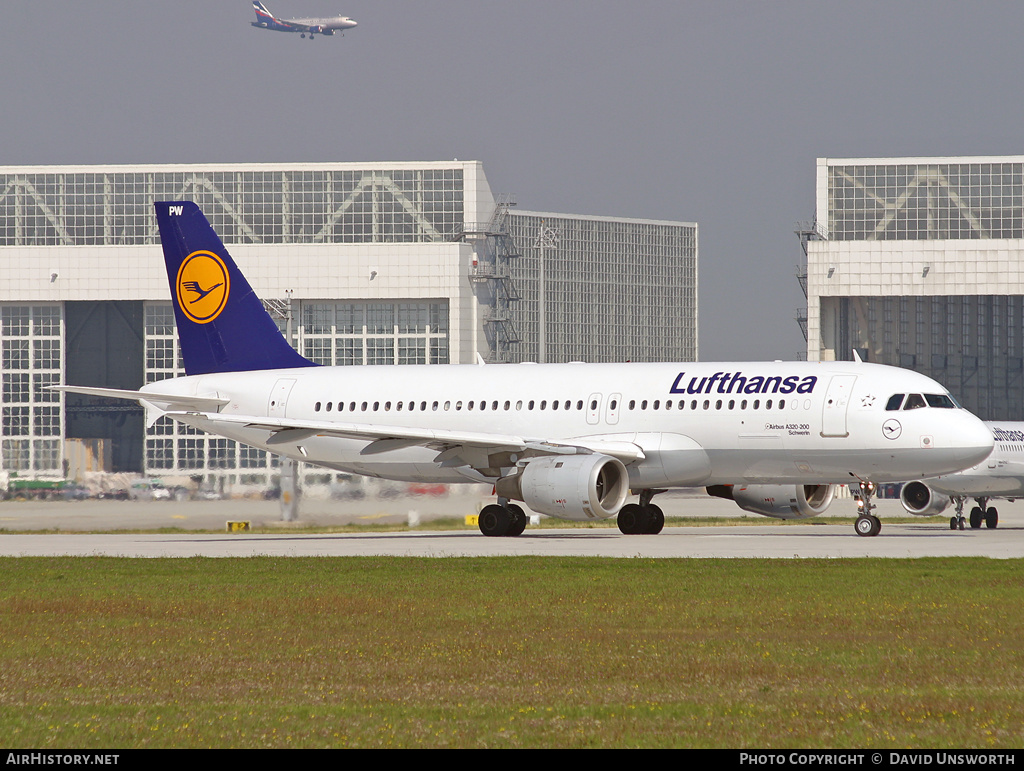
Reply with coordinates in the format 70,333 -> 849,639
3,1 -> 1023,361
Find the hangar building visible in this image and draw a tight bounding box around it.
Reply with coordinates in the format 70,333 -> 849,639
802,155 -> 1024,420
0,161 -> 697,486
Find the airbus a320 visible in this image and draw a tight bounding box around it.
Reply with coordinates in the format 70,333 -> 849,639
250,2 -> 357,39
56,202 -> 994,538
900,420 -> 1022,530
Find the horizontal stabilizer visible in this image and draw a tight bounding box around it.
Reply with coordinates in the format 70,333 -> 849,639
52,385 -> 229,412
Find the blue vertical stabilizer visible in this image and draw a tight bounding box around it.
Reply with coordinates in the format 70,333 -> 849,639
155,201 -> 316,375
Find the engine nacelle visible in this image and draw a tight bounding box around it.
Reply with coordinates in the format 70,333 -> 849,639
707,483 -> 837,520
900,481 -> 951,516
494,454 -> 629,521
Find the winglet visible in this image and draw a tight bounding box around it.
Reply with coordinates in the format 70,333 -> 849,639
155,201 -> 316,375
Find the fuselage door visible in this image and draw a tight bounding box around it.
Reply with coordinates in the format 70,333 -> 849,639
268,378 -> 297,418
587,393 -> 602,426
606,393 -> 621,425
821,374 -> 857,437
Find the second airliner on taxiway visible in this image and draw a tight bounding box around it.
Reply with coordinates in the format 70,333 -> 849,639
57,202 -> 994,538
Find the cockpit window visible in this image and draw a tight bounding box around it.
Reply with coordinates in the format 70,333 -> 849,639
925,393 -> 956,409
903,393 -> 927,410
885,394 -> 904,411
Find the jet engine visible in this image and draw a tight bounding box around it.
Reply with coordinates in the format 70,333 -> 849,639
707,483 -> 837,520
899,481 -> 951,516
495,454 -> 629,521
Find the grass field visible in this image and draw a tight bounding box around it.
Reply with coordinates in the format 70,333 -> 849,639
1,556 -> 1022,748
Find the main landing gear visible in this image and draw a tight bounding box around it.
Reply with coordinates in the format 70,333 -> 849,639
854,480 -> 881,537
617,489 -> 666,535
951,496 -> 999,530
478,500 -> 528,537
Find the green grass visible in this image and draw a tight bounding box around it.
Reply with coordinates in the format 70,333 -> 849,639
1,557 -> 1022,748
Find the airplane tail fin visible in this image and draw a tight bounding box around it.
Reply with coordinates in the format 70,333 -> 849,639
253,2 -> 274,23
155,201 -> 316,376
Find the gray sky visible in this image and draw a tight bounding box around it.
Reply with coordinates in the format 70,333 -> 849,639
3,1 -> 1023,361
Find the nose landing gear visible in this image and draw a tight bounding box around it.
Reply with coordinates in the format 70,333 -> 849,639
854,480 -> 881,537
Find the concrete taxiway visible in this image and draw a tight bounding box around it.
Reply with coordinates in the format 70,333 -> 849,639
1,493 -> 1021,559
1,522 -> 1022,559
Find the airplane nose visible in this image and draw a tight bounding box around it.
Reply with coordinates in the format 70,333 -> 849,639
955,413 -> 994,465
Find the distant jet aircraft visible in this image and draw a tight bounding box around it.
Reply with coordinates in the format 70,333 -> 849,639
53,202 -> 994,538
250,2 -> 357,39
900,421 -> 1021,530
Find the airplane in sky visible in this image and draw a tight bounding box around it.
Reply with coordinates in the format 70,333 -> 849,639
900,421 -> 1021,530
250,2 -> 357,39
56,202 -> 994,538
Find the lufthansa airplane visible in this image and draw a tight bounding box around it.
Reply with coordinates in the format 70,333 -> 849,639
250,2 -> 357,38
901,421 -> 1021,530
56,202 -> 994,538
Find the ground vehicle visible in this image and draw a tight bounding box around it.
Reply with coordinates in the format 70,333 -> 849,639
128,479 -> 171,501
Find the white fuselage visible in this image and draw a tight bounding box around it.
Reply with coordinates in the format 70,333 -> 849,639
142,360 -> 993,487
915,422 -> 1024,498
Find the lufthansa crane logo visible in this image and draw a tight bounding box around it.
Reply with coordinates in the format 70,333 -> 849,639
175,251 -> 230,324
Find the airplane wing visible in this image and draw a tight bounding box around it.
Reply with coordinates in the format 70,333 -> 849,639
51,385 -> 645,468
165,410 -> 647,467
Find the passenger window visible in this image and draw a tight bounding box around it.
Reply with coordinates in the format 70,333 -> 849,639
653,400 -> 660,409
629,400 -> 636,410
326,402 -> 332,412
886,394 -> 905,411
315,402 -> 321,412
903,394 -> 926,410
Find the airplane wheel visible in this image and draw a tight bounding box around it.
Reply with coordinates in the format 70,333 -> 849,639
949,516 -> 958,531
506,504 -> 527,537
969,507 -> 983,529
479,504 -> 511,537
871,514 -> 881,534
855,516 -> 879,537
986,507 -> 999,529
645,504 -> 665,534
617,503 -> 648,535
959,516 -> 966,531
